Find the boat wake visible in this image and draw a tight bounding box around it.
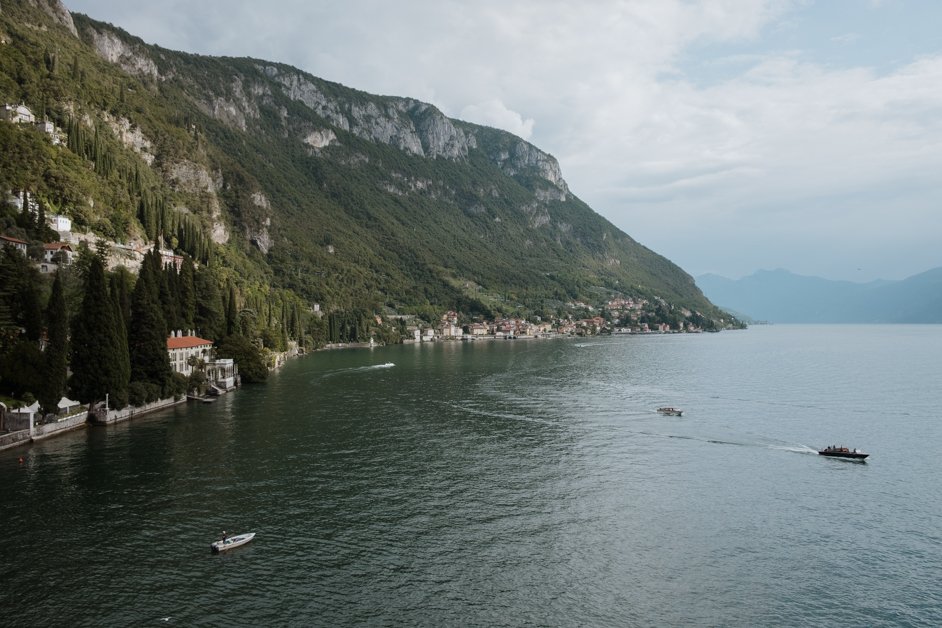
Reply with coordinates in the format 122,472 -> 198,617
636,430 -> 820,455
321,363 -> 395,378
769,444 -> 819,455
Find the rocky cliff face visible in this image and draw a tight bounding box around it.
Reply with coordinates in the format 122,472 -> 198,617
75,25 -> 569,194
83,23 -> 160,79
25,0 -> 75,36
264,67 -> 476,161
260,66 -> 569,192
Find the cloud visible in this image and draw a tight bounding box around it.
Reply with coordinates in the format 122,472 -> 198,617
831,33 -> 861,45
64,0 -> 942,280
459,100 -> 535,139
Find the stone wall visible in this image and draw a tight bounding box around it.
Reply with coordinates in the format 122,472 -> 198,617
92,396 -> 185,424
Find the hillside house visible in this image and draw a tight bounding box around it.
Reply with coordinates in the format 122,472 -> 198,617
468,323 -> 489,336
47,213 -> 71,235
0,103 -> 35,124
43,242 -> 73,265
0,234 -> 28,255
159,248 -> 184,271
439,321 -> 463,339
167,332 -> 213,376
34,119 -> 62,145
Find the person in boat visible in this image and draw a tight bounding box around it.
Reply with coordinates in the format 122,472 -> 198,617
222,531 -> 228,543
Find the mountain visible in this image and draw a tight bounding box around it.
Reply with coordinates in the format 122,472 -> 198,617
0,0 -> 730,327
697,268 -> 942,323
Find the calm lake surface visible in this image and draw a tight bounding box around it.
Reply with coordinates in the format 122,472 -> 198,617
2,325 -> 941,627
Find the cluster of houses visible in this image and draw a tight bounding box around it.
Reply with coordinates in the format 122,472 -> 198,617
1,189 -> 183,275
397,300 -> 706,344
1,103 -> 62,145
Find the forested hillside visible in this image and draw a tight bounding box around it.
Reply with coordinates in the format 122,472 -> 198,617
0,0 -> 737,411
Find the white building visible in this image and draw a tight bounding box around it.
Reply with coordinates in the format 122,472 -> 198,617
43,242 -> 73,265
0,103 -> 35,124
167,332 -> 214,376
47,213 -> 71,235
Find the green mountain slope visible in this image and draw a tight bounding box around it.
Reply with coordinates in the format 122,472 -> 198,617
1,0 -> 730,325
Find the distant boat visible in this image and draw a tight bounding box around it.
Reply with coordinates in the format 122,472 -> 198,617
211,532 -> 256,553
818,446 -> 869,460
657,407 -> 683,416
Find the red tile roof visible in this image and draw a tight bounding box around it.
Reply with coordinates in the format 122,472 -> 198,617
167,336 -> 213,350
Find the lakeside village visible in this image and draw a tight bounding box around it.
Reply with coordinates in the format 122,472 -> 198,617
0,102 -> 719,453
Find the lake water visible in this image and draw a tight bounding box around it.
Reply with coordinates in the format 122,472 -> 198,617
2,325 -> 941,627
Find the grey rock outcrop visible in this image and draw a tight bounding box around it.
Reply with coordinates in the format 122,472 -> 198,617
166,160 -> 229,244
496,141 -> 570,195
263,67 -> 476,160
26,0 -> 76,36
85,26 -> 159,79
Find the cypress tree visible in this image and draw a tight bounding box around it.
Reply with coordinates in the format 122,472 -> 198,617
178,257 -> 196,331
109,269 -> 132,331
69,256 -> 127,406
225,283 -> 238,337
20,268 -> 44,343
161,261 -> 180,332
110,283 -> 131,409
37,272 -> 69,414
194,266 -> 224,341
128,252 -> 171,394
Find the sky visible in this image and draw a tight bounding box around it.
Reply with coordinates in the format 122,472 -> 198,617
64,0 -> 942,282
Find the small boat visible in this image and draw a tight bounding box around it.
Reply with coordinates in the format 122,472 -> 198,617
211,532 -> 256,553
818,446 -> 869,460
657,407 -> 683,416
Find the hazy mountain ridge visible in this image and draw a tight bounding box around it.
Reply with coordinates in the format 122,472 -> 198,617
1,0 -> 729,324
697,268 -> 942,323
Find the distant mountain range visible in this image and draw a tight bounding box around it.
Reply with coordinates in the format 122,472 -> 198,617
696,268 -> 942,323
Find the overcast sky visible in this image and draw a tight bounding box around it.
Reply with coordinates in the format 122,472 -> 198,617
65,0 -> 942,281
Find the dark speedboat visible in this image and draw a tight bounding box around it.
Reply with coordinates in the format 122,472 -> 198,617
818,446 -> 869,460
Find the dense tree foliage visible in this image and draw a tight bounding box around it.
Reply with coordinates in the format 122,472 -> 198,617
69,254 -> 128,407
216,334 -> 267,383
128,251 -> 171,395
37,271 -> 69,414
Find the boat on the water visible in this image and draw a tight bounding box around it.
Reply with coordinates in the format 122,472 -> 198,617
211,532 -> 256,553
657,407 -> 683,416
818,446 -> 869,460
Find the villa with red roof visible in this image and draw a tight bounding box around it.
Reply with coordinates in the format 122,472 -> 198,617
167,331 -> 213,376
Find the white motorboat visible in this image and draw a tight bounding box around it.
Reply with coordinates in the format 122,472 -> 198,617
211,532 -> 256,553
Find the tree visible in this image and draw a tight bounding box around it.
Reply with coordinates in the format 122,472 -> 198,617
178,256 -> 196,331
110,283 -> 131,409
128,251 -> 171,395
225,283 -> 238,337
160,261 -> 180,332
37,272 -> 69,414
0,341 -> 43,399
69,255 -> 128,406
216,334 -> 267,383
109,268 -> 133,331
194,266 -> 224,341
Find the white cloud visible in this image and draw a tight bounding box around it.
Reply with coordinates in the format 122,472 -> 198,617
64,0 -> 942,280
831,33 -> 860,45
459,100 -> 535,139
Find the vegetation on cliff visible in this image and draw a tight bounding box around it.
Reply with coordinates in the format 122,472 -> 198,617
0,1 -> 740,409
